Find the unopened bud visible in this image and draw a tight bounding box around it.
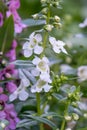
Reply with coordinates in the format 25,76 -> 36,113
44,24 -> 53,31
65,128 -> 72,130
0,52 -> 3,56
41,0 -> 46,4
54,16 -> 60,22
5,73 -> 11,78
41,8 -> 48,14
72,113 -> 79,121
64,115 -> 72,121
32,13 -> 39,19
53,22 -> 62,28
0,122 -> 5,128
84,113 -> 87,118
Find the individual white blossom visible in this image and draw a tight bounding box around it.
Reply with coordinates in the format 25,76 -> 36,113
31,79 -> 52,93
49,36 -> 67,54
77,66 -> 87,82
9,76 -> 30,101
32,56 -> 50,73
23,32 -> 43,57
79,18 -> 87,28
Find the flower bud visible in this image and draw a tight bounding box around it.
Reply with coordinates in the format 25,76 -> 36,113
32,13 -> 39,19
64,115 -> 72,121
53,22 -> 62,28
41,0 -> 47,4
0,122 -> 5,128
84,113 -> 87,118
5,73 -> 11,78
65,128 -> 72,130
54,15 -> 60,22
41,8 -> 48,15
0,51 -> 3,56
44,24 -> 53,31
72,113 -> 79,121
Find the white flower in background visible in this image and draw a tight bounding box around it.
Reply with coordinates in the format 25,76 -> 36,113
79,18 -> 87,28
60,64 -> 75,75
23,32 -> 43,57
9,75 -> 30,101
31,79 -> 52,93
49,37 -> 67,54
32,56 -> 50,73
77,66 -> 87,82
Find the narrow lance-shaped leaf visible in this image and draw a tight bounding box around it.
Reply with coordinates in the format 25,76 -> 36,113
0,15 -> 14,53
22,115 -> 57,129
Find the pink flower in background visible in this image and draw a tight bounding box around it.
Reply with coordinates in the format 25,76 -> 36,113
0,93 -> 19,130
0,12 -> 3,27
6,0 -> 26,33
6,40 -> 17,61
6,82 -> 17,93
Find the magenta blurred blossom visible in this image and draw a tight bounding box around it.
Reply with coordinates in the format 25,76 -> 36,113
0,12 -> 3,27
12,40 -> 17,49
6,82 -> 17,93
0,87 -> 3,94
0,94 -> 19,130
0,64 -> 18,80
6,49 -> 16,61
6,0 -> 26,33
6,40 -> 17,61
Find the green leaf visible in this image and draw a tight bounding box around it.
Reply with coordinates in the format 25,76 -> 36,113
22,115 -> 57,129
0,15 -> 14,53
41,112 -> 63,118
22,18 -> 46,27
16,119 -> 37,128
52,93 -> 67,102
10,60 -> 34,68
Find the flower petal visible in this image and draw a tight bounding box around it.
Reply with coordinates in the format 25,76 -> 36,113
34,34 -> 42,42
49,37 -> 56,45
19,89 -> 29,101
9,91 -> 18,101
23,42 -> 29,49
34,45 -> 43,54
24,49 -> 33,57
43,84 -> 52,92
32,56 -> 41,65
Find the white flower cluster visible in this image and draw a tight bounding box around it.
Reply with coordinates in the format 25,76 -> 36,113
31,56 -> 52,93
22,31 -> 67,94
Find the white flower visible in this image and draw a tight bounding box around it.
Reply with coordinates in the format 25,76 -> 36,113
23,32 -> 43,57
79,18 -> 87,28
77,66 -> 87,82
32,56 -> 50,73
31,79 -> 52,93
40,72 -> 52,83
49,37 -> 67,54
9,78 -> 30,101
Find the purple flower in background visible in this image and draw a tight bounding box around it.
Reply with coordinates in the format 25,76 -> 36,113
6,82 -> 17,93
6,40 -> 17,61
6,0 -> 26,33
0,12 -> 3,27
0,93 -> 19,130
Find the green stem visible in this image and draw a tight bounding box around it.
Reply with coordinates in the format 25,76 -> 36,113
36,93 -> 44,130
60,103 -> 69,130
60,119 -> 66,130
41,4 -> 50,56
